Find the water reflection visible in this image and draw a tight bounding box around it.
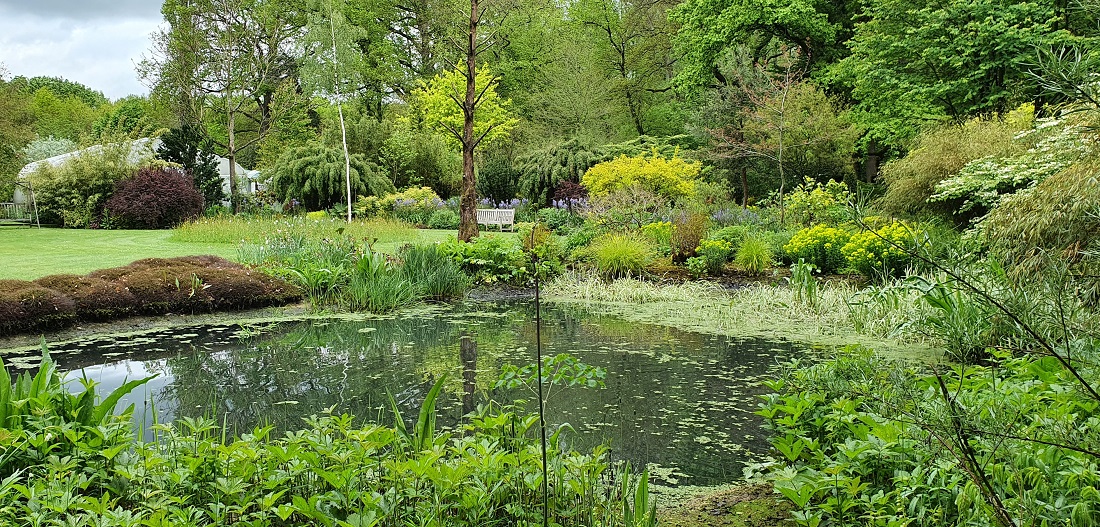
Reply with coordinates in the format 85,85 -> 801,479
1,302 -> 805,486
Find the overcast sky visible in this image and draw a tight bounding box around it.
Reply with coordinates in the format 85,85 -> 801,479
0,0 -> 165,101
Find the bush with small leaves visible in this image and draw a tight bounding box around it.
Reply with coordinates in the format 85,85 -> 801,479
428,208 -> 460,229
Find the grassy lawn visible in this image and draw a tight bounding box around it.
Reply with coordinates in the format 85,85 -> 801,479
0,225 -> 489,281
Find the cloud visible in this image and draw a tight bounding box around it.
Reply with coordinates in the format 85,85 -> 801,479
0,5 -> 163,100
0,0 -> 162,20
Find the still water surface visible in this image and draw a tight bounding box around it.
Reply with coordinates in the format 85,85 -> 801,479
4,302 -> 808,486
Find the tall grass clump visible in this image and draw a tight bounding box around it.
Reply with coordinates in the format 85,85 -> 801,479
735,235 -> 772,275
401,244 -> 471,300
587,234 -> 655,279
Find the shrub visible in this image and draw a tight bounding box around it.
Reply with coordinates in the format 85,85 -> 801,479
104,166 -> 204,229
708,225 -> 752,252
198,268 -> 302,309
156,124 -> 225,207
584,185 -> 671,229
763,229 -> 796,264
427,208 -> 460,229
783,177 -> 850,227
356,186 -> 447,224
695,239 -> 733,275
735,236 -> 773,275
535,207 -> 581,232
269,143 -> 395,211
562,223 -> 601,258
306,210 -> 328,220
841,222 -> 918,278
477,157 -> 518,206
27,140 -> 153,227
0,280 -> 77,335
929,120 -> 1091,219
441,235 -> 529,284
670,212 -> 708,263
784,225 -> 852,274
878,108 -> 1030,216
581,152 -> 700,201
587,233 -> 655,279
640,221 -> 673,255
32,274 -> 136,321
105,267 -> 214,315
22,135 -> 78,162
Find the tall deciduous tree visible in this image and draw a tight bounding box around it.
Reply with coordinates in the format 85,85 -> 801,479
415,66 -> 517,240
141,0 -> 306,204
832,0 -> 1073,147
0,65 -> 35,200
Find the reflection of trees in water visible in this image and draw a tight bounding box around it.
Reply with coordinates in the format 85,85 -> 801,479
156,315 -> 469,434
48,302 -> 798,485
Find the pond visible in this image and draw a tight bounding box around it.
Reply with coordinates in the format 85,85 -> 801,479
1,301 -> 810,487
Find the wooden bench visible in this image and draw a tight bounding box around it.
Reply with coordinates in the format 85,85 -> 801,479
0,203 -> 33,226
476,208 -> 515,232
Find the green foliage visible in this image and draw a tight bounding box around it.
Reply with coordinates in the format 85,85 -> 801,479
978,158 -> 1100,297
0,357 -> 624,527
157,123 -> 225,207
695,239 -> 733,275
840,221 -> 918,278
671,0 -> 846,92
414,66 -> 518,148
582,152 -> 700,201
758,344 -> 1100,527
586,233 -> 656,279
356,186 -> 446,225
783,177 -> 849,227
441,235 -> 532,285
478,157 -> 518,206
26,86 -> 99,142
832,0 -> 1067,147
11,75 -> 108,108
516,135 -> 700,206
640,221 -> 673,255
27,141 -> 153,228
427,208 -> 460,229
787,259 -> 818,308
930,119 -> 1092,218
877,109 -> 1030,217
784,224 -> 851,274
735,235 -> 772,275
269,143 -> 395,211
399,244 -> 471,300
91,96 -> 164,140
535,207 -> 582,232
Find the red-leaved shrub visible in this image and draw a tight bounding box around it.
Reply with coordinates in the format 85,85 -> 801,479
104,166 -> 205,229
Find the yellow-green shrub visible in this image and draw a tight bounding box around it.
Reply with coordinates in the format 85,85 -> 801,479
841,222 -> 917,278
784,225 -> 852,274
695,239 -> 733,275
784,177 -> 850,227
581,151 -> 699,201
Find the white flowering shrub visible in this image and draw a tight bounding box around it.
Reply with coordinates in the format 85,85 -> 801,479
929,119 -> 1093,216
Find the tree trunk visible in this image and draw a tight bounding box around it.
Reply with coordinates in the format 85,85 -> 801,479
227,99 -> 238,208
458,0 -> 480,242
740,166 -> 749,208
